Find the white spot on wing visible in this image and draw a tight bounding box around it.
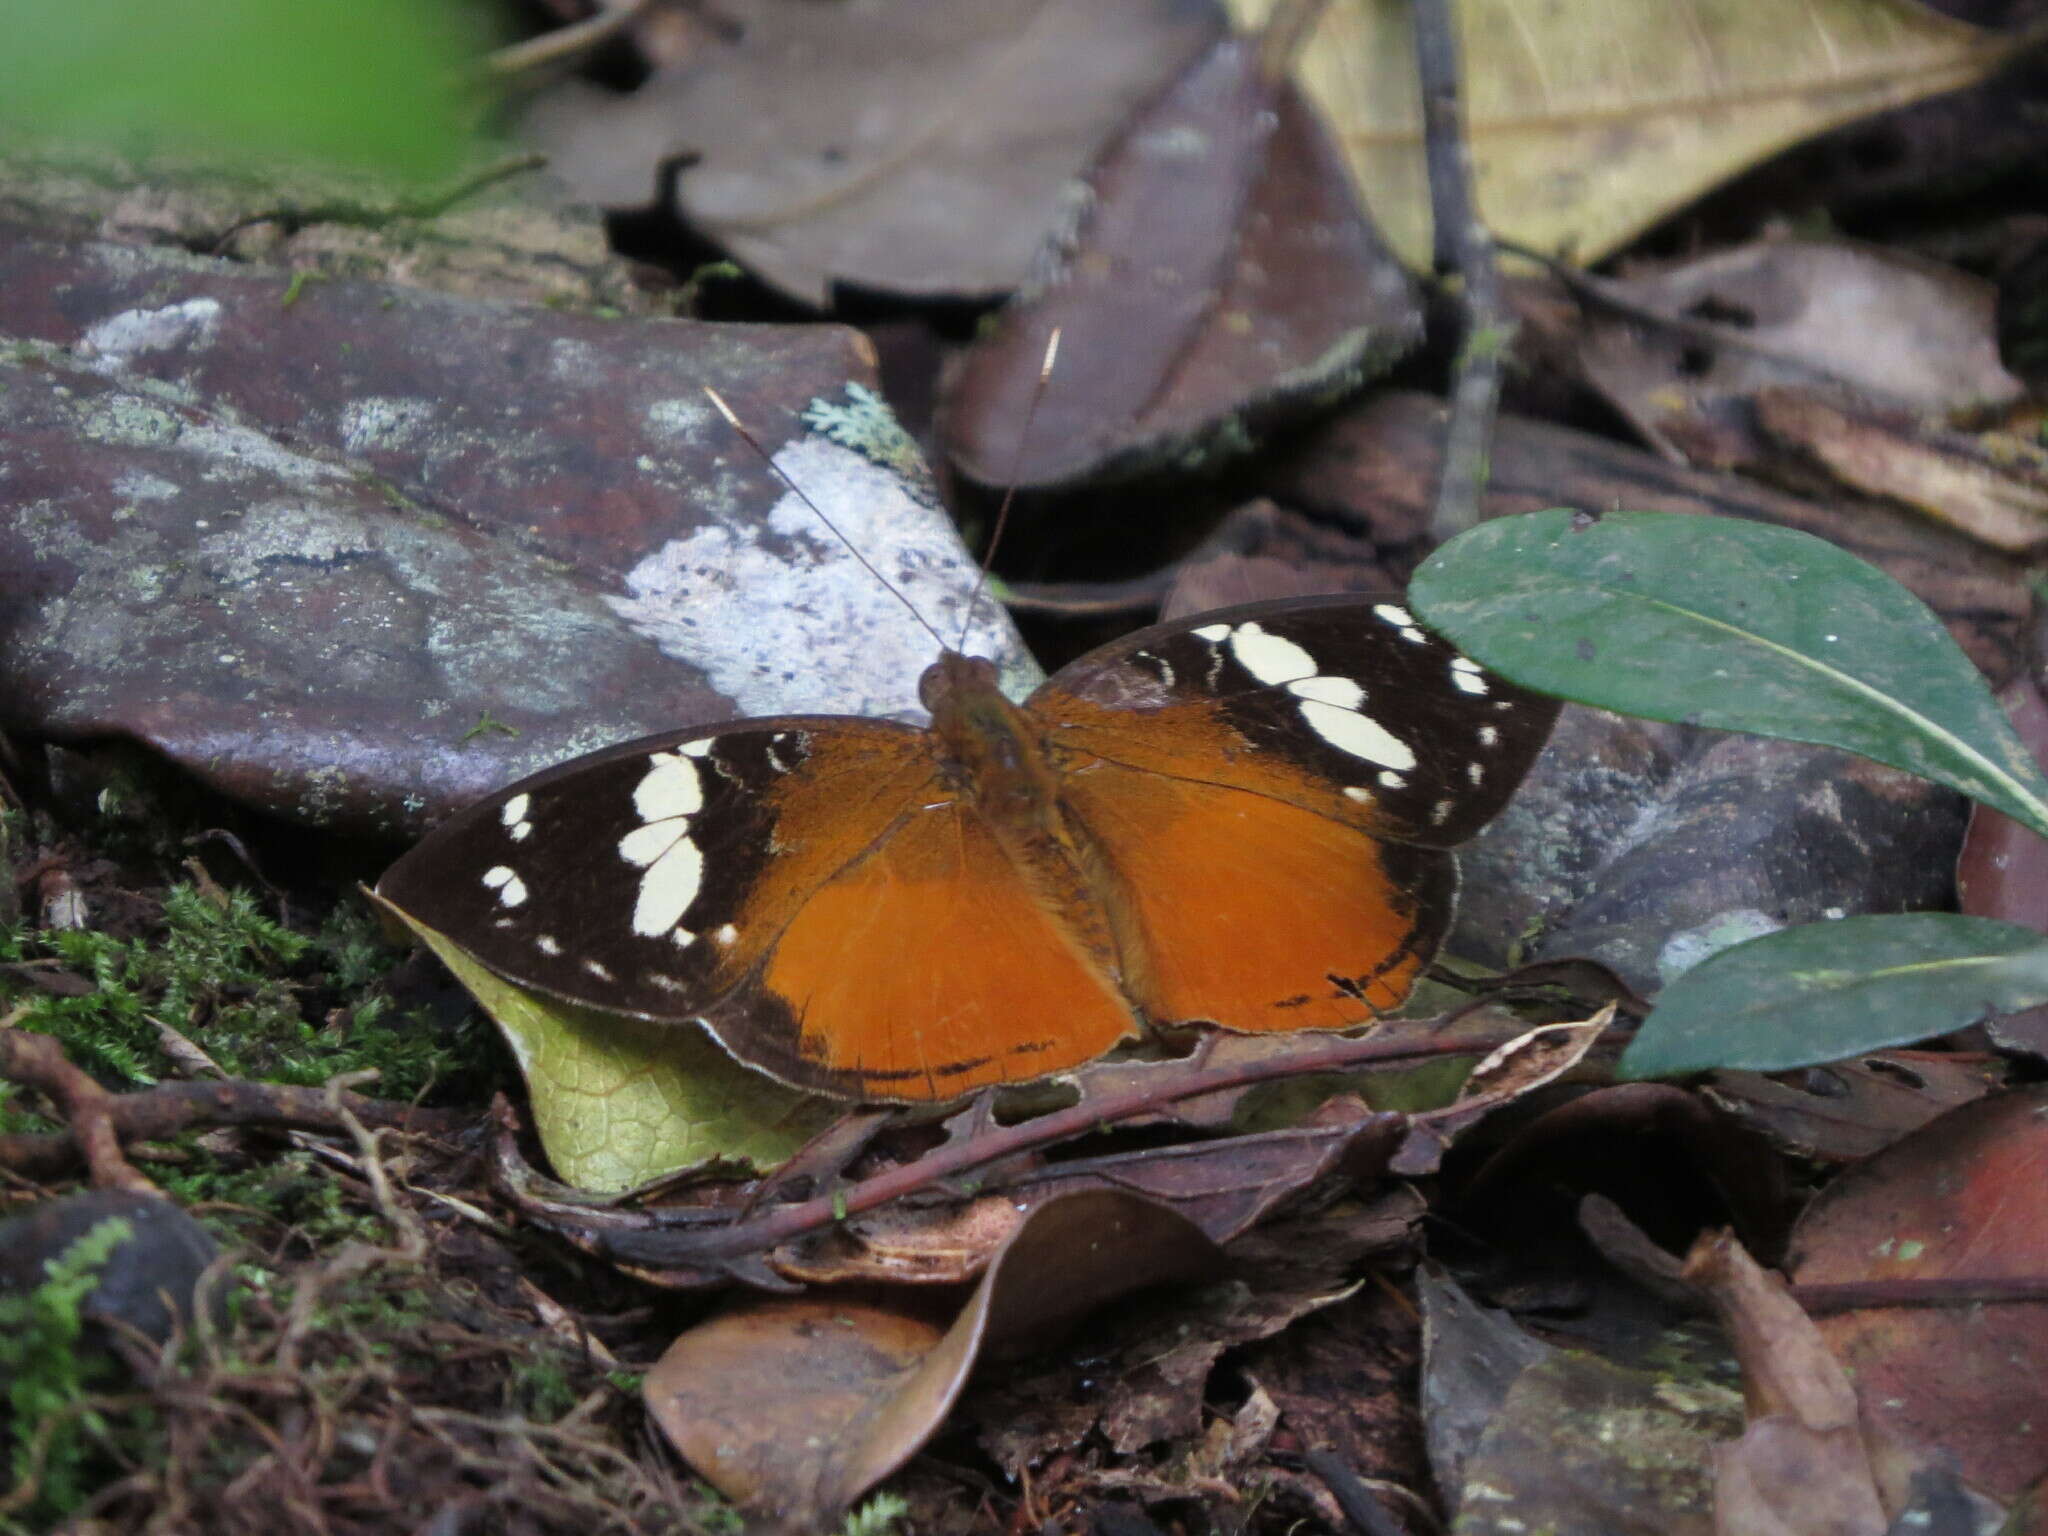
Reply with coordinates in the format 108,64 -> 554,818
536,934 -> 562,956
630,836 -> 704,937
681,738 -> 714,758
1467,761 -> 1485,784
1299,701 -> 1417,770
1192,623 -> 1231,643
634,753 -> 704,821
1450,657 -> 1490,696
1344,786 -> 1372,802
482,866 -> 528,908
501,793 -> 533,841
1373,604 -> 1415,627
1378,770 -> 1406,788
1431,798 -> 1456,825
1288,675 -> 1365,710
1478,725 -> 1500,748
584,959 -> 615,982
715,924 -> 738,945
1227,622 -> 1317,685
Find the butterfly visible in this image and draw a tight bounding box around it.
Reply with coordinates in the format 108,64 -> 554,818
378,594 -> 1559,1102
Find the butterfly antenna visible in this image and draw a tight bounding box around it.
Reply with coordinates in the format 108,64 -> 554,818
702,386 -> 950,654
956,327 -> 1061,653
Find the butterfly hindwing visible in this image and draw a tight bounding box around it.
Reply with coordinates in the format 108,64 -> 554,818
1056,758 -> 1457,1032
1031,593 -> 1559,847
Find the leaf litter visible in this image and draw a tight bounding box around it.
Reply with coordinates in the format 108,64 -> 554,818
6,0 -> 2048,1529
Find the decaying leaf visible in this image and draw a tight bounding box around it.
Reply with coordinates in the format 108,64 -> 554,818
1789,1085 -> 2048,1499
644,1190 -> 1223,1524
1752,388 -> 2048,556
1228,0 -> 2020,271
379,892 -> 835,1190
520,0 -> 1224,304
1699,1052 -> 2003,1164
1571,240 -> 2024,456
1426,1265 -> 1742,1535
944,20 -> 1420,488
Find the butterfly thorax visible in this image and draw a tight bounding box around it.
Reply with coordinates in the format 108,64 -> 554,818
920,650 -> 1130,985
920,651 -> 1059,816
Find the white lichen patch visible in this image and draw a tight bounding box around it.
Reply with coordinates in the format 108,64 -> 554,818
605,434 -> 1038,719
339,396 -> 436,454
79,298 -> 222,372
112,470 -> 182,502
645,397 -> 713,440
1656,908 -> 1787,986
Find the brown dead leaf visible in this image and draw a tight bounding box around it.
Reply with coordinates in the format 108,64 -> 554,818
1753,388 -> 2048,555
1573,240 -> 2023,448
1699,1052 -> 2004,1164
521,0 -> 1223,305
1958,673 -> 2048,1059
1229,0 -> 2020,271
643,1190 -> 1222,1524
942,24 -> 1420,488
1788,1085 -> 2048,1499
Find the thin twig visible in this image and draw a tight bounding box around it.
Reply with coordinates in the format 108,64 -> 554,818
0,1045 -> 470,1182
1302,1448 -> 1412,1536
1413,0 -> 1514,540
486,0 -> 659,79
0,1027 -> 158,1193
498,1021 -> 1540,1270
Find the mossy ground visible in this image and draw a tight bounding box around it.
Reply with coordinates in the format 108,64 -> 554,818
0,785 -> 742,1534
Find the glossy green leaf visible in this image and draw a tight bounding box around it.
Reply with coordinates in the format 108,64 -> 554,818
1620,913 -> 2048,1077
1,0 -> 493,182
375,893 -> 835,1192
1409,508 -> 2048,839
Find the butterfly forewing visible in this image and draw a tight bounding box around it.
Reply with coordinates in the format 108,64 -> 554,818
378,716 -> 939,1024
1031,593 -> 1559,847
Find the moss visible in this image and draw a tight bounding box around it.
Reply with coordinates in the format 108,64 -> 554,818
0,1216 -> 150,1532
0,881 -> 481,1099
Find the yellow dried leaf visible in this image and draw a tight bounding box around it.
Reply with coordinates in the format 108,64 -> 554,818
1230,0 -> 2017,269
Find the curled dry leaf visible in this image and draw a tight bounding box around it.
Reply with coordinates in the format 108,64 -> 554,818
1683,1230 -> 1890,1535
943,23 -> 1420,488
1228,0 -> 2020,272
643,1190 -> 1223,1525
521,0 -> 1224,304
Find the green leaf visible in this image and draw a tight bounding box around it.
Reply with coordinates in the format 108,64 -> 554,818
375,894 -> 836,1192
0,0 -> 493,183
1408,508 -> 2048,839
1619,913 -> 2048,1078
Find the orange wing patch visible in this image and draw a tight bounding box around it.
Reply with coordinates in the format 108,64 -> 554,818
1059,759 -> 1455,1032
706,801 -> 1140,1100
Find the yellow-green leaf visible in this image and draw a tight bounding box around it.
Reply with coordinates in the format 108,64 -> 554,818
377,893 -> 836,1192
1230,0 -> 2017,270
